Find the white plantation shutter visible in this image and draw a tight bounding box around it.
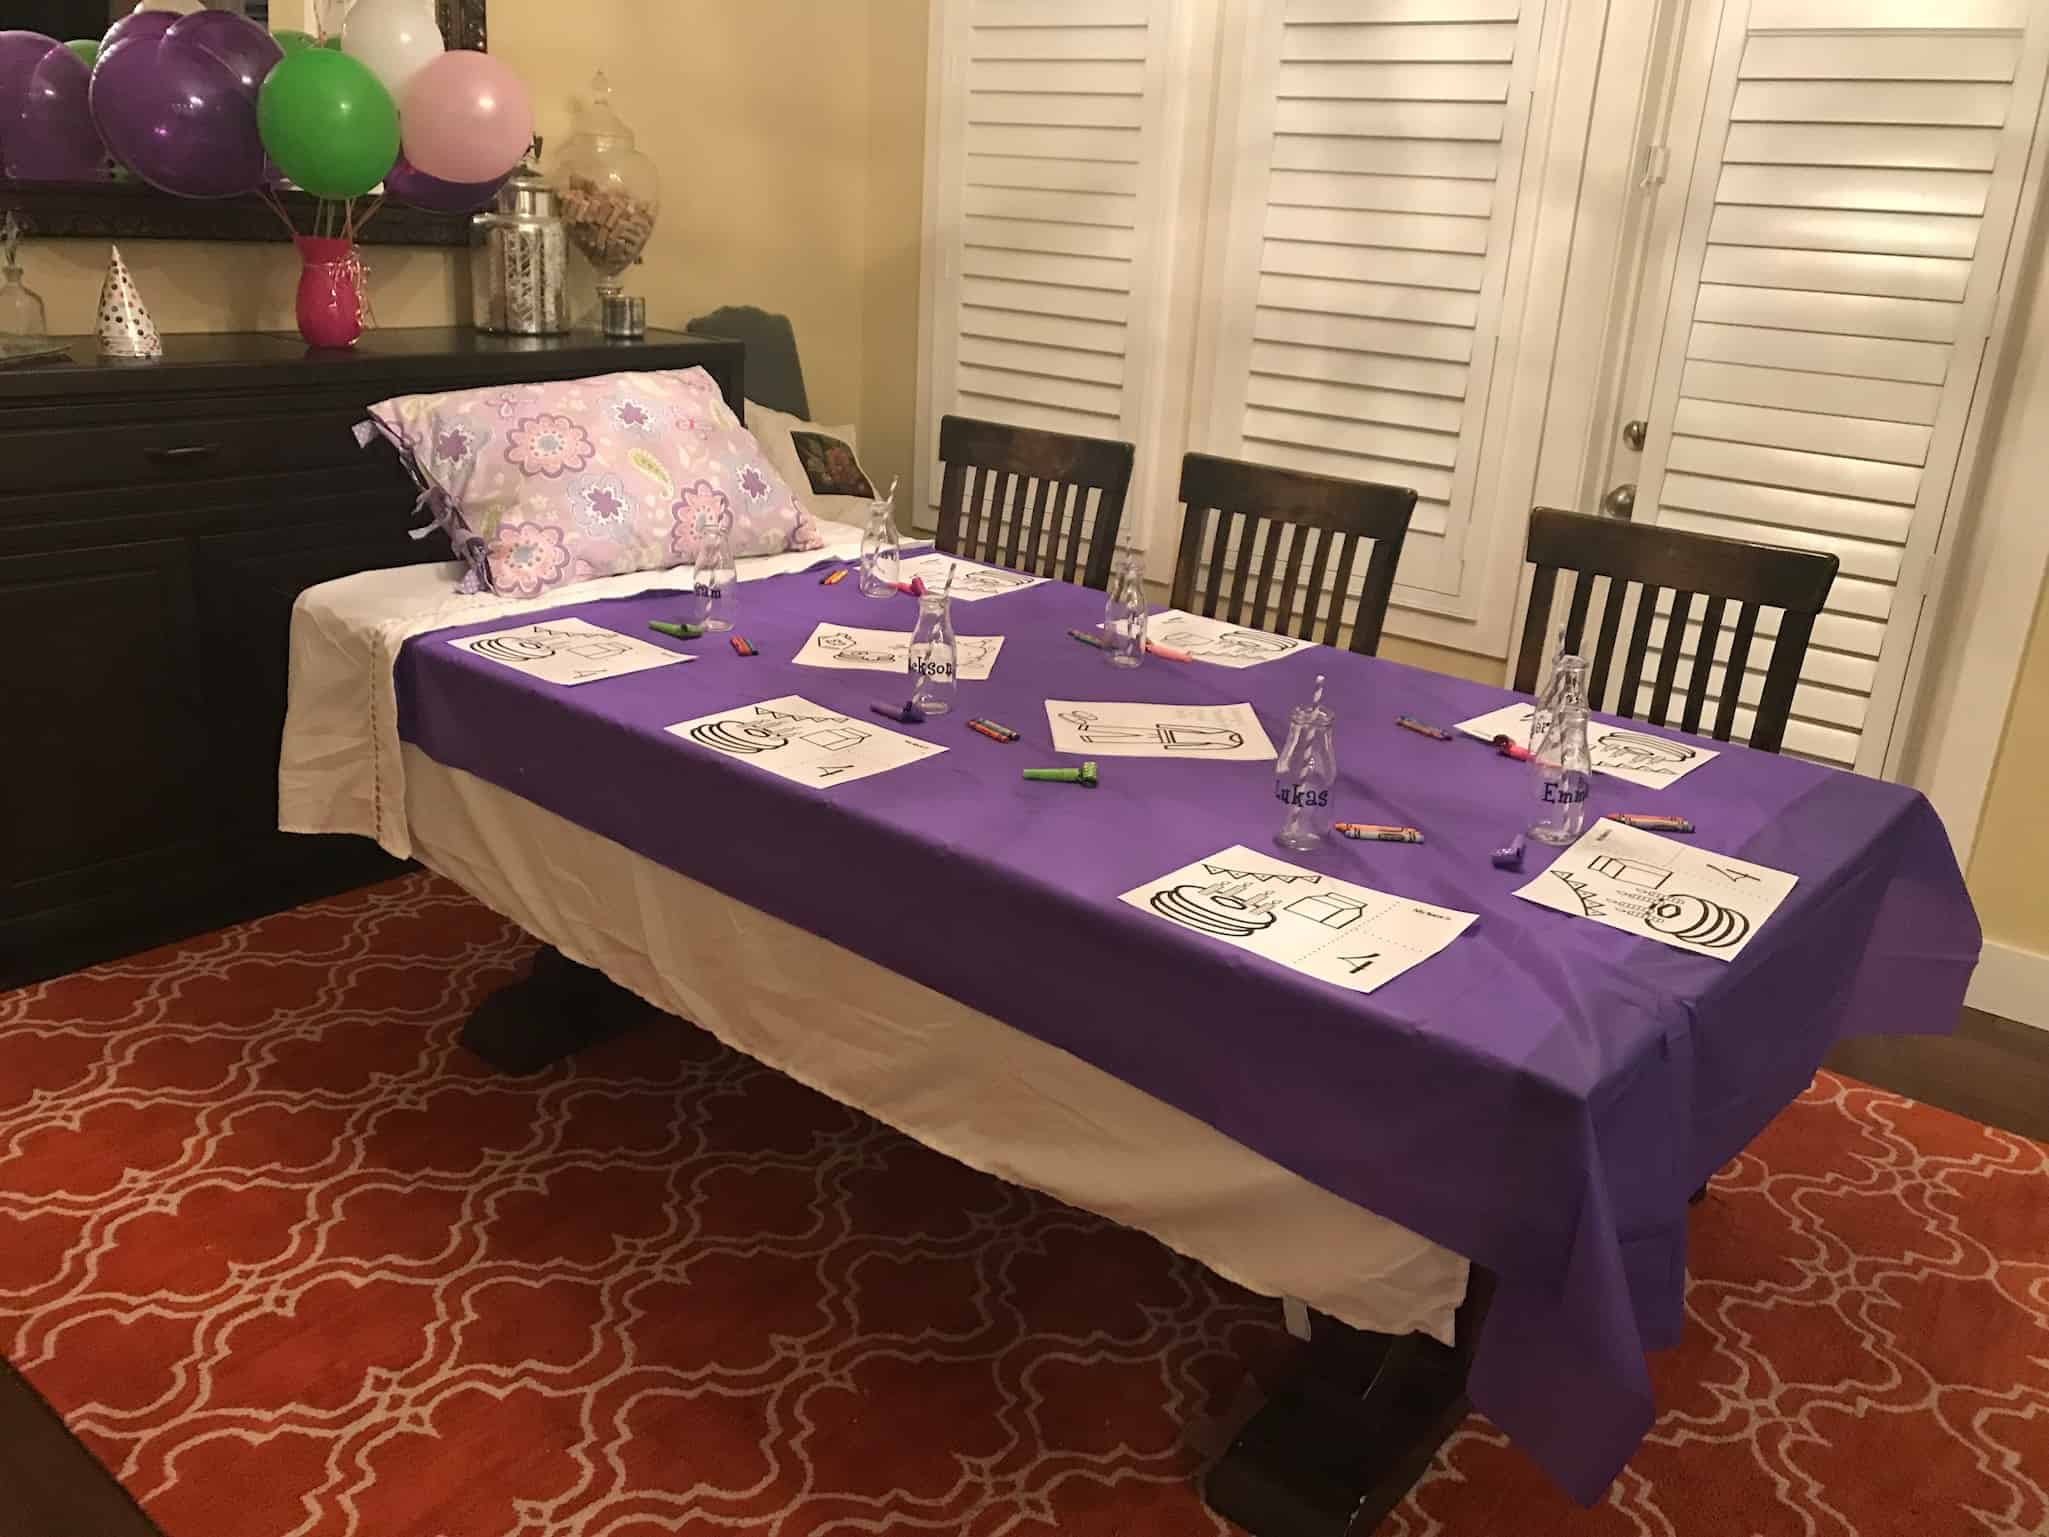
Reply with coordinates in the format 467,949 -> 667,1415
1626,0 -> 2049,768
1189,0 -> 1548,618
919,0 -> 1180,533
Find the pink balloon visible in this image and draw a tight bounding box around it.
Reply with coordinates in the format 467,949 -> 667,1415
399,50 -> 531,187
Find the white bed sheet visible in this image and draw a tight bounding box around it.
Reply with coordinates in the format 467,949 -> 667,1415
281,540 -> 1470,1342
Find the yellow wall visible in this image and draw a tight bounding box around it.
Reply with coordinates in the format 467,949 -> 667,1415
1968,579 -> 2049,953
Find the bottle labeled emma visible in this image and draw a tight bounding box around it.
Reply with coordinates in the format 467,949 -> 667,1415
1529,654 -> 1593,845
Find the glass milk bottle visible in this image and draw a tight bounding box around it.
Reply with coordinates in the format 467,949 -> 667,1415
907,588 -> 959,715
1273,687 -> 1337,852
1529,655 -> 1593,845
689,506 -> 738,631
859,488 -> 902,599
1102,544 -> 1147,667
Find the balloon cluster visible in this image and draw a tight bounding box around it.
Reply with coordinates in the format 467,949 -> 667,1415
0,1 -> 531,216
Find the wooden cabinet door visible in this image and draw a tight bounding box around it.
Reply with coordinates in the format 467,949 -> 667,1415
0,539 -> 206,961
193,505 -> 451,843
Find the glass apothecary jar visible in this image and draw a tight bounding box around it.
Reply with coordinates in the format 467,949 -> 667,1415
555,72 -> 662,309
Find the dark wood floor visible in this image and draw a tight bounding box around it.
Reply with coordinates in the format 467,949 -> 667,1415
2,1007 -> 2042,1537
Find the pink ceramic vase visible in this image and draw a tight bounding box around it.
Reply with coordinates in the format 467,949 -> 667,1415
294,236 -> 363,349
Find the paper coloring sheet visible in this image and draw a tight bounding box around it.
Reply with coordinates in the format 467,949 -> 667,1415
1515,819 -> 1796,962
893,553 -> 1048,602
1455,702 -> 1718,790
666,695 -> 946,788
1147,610 -> 1317,669
450,618 -> 692,686
790,623 -> 1004,680
1044,700 -> 1277,761
1120,844 -> 1476,995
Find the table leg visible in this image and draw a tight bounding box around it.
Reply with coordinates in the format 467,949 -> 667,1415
459,946 -> 654,1074
1204,1272 -> 1493,1537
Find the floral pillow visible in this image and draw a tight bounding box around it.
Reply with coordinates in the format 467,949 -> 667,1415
363,366 -> 823,597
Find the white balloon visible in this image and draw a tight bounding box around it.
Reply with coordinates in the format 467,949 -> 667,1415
342,0 -> 445,99
134,0 -> 203,13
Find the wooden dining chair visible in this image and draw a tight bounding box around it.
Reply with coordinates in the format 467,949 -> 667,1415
1514,508 -> 1840,754
936,415 -> 1136,591
1166,453 -> 1418,657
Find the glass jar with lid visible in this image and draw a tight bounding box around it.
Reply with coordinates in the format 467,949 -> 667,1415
470,153 -> 569,336
555,72 -> 662,312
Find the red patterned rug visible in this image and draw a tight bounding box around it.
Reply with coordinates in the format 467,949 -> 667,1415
1,874 -> 2044,1537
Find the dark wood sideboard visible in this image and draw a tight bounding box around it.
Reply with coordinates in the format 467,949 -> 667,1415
0,327 -> 744,990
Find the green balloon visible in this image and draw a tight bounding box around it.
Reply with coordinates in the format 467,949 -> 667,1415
64,39 -> 98,69
257,49 -> 400,202
274,30 -> 319,54
323,36 -> 343,50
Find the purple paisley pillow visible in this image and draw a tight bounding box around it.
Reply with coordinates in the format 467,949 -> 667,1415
361,366 -> 822,596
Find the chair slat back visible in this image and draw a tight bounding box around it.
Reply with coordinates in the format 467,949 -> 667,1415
1167,453 -> 1417,657
1513,508 -> 1840,754
935,415 -> 1136,591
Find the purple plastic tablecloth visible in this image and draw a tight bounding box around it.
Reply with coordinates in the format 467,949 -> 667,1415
395,561 -> 1979,1502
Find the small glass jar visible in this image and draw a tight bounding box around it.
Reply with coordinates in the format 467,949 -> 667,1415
556,73 -> 662,311
470,156 -> 569,336
0,212 -> 49,347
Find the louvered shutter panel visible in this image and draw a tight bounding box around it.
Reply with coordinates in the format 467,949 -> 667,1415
1627,0 -> 2049,768
1191,0 -> 1546,614
919,0 -> 1173,531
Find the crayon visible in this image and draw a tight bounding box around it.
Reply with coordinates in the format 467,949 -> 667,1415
1493,734 -> 1533,762
1067,627 -> 1111,651
967,718 -> 1020,743
1395,715 -> 1453,741
1606,813 -> 1695,833
871,700 -> 926,725
1146,641 -> 1193,662
1023,761 -> 1098,787
820,568 -> 850,585
1333,823 -> 1424,844
649,620 -> 705,640
729,636 -> 757,656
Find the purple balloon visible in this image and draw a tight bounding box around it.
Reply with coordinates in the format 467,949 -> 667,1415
90,31 -> 267,199
168,10 -> 282,93
383,153 -> 509,215
7,43 -> 106,183
99,10 -> 177,55
0,30 -> 61,151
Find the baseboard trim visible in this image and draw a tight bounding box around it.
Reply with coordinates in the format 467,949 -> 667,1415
1967,941 -> 2049,1032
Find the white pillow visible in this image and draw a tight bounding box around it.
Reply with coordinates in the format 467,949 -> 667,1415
745,400 -> 879,527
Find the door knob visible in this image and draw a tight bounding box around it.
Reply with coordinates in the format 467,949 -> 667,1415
1601,483 -> 1636,521
1622,419 -> 1648,451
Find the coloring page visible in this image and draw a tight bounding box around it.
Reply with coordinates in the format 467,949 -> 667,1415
1146,610 -> 1317,669
1044,700 -> 1277,761
1514,819 -> 1796,963
665,695 -> 946,788
1454,702 -> 1718,790
450,618 -> 692,686
893,553 -> 1048,602
1119,844 -> 1476,996
790,623 -> 1005,680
